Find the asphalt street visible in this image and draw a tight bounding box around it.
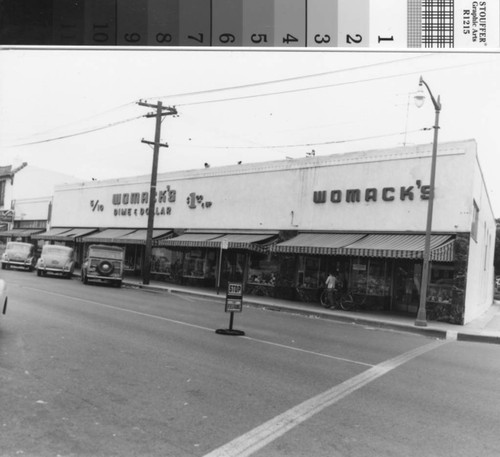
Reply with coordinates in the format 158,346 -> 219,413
1,269 -> 500,457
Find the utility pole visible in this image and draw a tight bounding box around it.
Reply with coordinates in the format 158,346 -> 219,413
138,100 -> 177,285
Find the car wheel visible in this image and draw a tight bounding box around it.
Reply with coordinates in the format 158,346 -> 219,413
37,269 -> 41,277
1,263 -> 5,270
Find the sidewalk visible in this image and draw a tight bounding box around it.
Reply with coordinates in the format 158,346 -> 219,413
78,271 -> 500,345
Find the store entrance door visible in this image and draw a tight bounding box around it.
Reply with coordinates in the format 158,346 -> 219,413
393,261 -> 419,314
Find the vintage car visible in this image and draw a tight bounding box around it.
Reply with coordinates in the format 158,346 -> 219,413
0,278 -> 7,315
1,241 -> 36,271
81,244 -> 124,287
36,244 -> 75,279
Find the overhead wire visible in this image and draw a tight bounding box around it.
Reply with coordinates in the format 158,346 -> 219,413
5,114 -> 145,148
171,128 -> 428,150
148,54 -> 431,102
5,55 -> 492,148
175,58 -> 494,107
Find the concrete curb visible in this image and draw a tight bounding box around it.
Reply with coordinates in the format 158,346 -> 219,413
113,277 -> 500,345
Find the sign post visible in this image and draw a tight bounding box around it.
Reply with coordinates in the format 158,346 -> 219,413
216,282 -> 245,336
216,238 -> 229,295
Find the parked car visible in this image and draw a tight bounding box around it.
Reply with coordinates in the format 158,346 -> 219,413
0,278 -> 7,315
36,245 -> 75,279
81,244 -> 124,287
1,241 -> 36,271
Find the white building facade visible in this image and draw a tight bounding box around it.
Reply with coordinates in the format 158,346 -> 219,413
45,139 -> 495,325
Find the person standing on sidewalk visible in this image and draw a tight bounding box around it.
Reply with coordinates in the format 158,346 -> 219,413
325,271 -> 338,308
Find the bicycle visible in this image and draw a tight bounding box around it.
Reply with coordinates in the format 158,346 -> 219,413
338,290 -> 367,311
320,288 -> 344,309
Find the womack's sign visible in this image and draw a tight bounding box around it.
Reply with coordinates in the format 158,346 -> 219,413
89,184 -> 214,217
313,180 -> 431,204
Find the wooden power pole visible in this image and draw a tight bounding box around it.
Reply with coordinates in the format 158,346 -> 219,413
138,100 -> 177,285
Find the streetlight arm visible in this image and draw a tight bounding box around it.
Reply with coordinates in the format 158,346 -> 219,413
419,76 -> 442,112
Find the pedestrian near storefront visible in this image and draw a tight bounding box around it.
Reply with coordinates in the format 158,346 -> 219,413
325,271 -> 338,308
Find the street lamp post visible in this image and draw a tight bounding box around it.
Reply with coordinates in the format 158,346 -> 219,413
414,76 -> 442,327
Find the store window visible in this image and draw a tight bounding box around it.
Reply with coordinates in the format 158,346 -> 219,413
123,245 -> 141,272
350,258 -> 390,296
151,247 -> 183,280
471,200 -> 479,242
428,264 -> 454,304
297,256 -> 321,288
0,180 -> 5,206
248,253 -> 278,286
183,249 -> 216,280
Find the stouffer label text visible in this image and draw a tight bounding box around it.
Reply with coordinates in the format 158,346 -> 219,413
313,181 -> 431,205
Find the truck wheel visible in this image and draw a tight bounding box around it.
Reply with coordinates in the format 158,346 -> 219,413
37,269 -> 41,277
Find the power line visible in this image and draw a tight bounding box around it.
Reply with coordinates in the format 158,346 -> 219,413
171,128 -> 428,150
5,115 -> 145,148
176,58 -> 494,107
149,55 -> 431,102
6,56 -> 492,148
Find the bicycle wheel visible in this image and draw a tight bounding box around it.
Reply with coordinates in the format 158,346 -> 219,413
340,292 -> 355,311
320,289 -> 330,308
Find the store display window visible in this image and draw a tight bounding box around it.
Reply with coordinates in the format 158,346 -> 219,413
151,247 -> 183,280
350,258 -> 390,296
428,264 -> 454,304
183,249 -> 216,280
248,253 -> 278,286
297,256 -> 321,288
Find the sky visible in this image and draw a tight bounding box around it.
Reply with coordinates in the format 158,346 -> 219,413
1,48 -> 500,215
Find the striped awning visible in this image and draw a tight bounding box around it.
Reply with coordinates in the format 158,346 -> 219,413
430,238 -> 455,262
32,227 -> 74,240
63,228 -> 99,240
271,233 -> 366,255
0,228 -> 45,238
214,233 -> 277,252
339,234 -> 454,261
158,233 -> 223,248
158,232 -> 277,251
272,232 -> 455,262
81,229 -> 137,244
117,229 -> 173,245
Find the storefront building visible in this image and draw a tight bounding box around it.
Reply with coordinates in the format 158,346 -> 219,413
42,139 -> 495,325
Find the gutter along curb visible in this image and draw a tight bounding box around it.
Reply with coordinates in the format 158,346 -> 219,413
77,273 -> 498,345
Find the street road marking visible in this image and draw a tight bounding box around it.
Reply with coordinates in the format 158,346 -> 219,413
241,336 -> 374,368
20,286 -> 374,367
202,339 -> 448,457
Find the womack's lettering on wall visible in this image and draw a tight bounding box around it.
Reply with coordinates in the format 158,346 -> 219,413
313,181 -> 431,204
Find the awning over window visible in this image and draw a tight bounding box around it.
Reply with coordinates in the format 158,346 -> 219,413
32,227 -> 74,240
158,231 -> 277,252
32,227 -> 98,241
272,232 -> 455,262
158,232 -> 223,248
271,233 -> 366,255
64,228 -> 99,239
0,228 -> 45,238
117,229 -> 173,245
81,229 -> 137,244
339,234 -> 454,260
80,228 -> 173,245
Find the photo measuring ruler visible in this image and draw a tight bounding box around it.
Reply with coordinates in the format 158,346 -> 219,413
0,0 -> 498,48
